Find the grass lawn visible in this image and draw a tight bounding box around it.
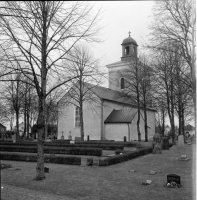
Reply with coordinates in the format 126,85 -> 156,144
1,143 -> 196,200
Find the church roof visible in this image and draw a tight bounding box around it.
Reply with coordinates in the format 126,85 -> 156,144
104,109 -> 137,123
84,83 -> 156,112
122,36 -> 137,46
59,82 -> 156,112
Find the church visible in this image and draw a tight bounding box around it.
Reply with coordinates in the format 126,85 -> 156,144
57,35 -> 156,141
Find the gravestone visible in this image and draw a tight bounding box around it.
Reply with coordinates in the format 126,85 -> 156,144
44,167 -> 49,173
142,180 -> 152,185
129,170 -> 136,173
12,134 -> 16,143
149,170 -> 157,175
81,158 -> 87,166
92,159 -> 99,167
187,135 -> 192,145
61,135 -> 64,140
167,174 -> 181,184
70,140 -> 75,144
178,154 -> 190,161
178,135 -> 185,147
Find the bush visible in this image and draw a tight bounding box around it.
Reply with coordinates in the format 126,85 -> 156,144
99,147 -> 153,166
0,145 -> 102,156
0,142 -> 124,150
0,153 -> 81,165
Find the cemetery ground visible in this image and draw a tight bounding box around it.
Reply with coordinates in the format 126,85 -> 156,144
1,142 -> 196,200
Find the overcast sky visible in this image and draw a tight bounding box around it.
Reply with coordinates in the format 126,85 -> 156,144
89,1 -> 155,67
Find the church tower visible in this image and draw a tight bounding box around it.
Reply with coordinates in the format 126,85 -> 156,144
106,33 -> 138,91
121,32 -> 138,62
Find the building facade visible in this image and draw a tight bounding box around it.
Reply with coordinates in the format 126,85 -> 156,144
58,35 -> 156,141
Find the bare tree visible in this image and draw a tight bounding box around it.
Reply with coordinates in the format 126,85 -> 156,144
0,1 -> 102,180
138,57 -> 153,141
0,73 -> 25,139
119,59 -> 142,142
149,0 -> 196,126
62,45 -> 104,141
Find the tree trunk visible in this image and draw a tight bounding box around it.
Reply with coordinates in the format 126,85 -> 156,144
181,103 -> 186,143
36,1 -> 47,180
144,103 -> 148,142
36,101 -> 45,180
16,109 -> 19,140
162,109 -> 165,136
23,87 -> 27,138
170,80 -> 175,144
137,100 -> 141,142
80,103 -> 84,141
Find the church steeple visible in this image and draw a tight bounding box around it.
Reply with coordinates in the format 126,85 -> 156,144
121,32 -> 138,62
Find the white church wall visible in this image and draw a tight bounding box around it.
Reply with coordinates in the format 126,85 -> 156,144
102,99 -> 155,141
58,99 -> 101,140
105,123 -> 128,141
103,100 -> 139,140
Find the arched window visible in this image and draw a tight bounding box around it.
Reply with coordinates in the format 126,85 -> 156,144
133,46 -> 136,54
125,46 -> 129,55
120,78 -> 125,89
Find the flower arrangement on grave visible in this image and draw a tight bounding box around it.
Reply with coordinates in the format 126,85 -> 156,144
165,182 -> 182,188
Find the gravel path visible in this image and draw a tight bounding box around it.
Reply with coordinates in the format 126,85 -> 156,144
1,184 -> 75,200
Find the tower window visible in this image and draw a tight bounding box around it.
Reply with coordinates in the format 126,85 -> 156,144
133,46 -> 136,54
125,46 -> 129,55
120,78 -> 125,89
75,106 -> 81,127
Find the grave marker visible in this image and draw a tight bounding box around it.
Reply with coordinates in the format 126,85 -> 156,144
149,170 -> 157,175
129,170 -> 136,173
167,174 -> 181,184
178,135 -> 184,147
178,155 -> 190,161
44,167 -> 49,173
81,158 -> 87,167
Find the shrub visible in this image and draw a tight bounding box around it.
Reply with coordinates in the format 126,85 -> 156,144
99,147 -> 152,166
0,142 -> 124,150
0,153 -> 81,165
0,145 -> 102,156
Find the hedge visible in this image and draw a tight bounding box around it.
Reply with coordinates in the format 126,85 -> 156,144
0,146 -> 153,166
0,145 -> 102,156
0,153 -> 81,165
99,147 -> 153,166
0,142 -> 124,150
75,141 -> 140,147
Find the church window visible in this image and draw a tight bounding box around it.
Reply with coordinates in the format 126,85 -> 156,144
75,106 -> 81,127
133,46 -> 136,54
125,46 -> 129,55
120,78 -> 125,89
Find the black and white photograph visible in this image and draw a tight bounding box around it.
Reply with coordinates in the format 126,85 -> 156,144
0,1 -> 196,200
